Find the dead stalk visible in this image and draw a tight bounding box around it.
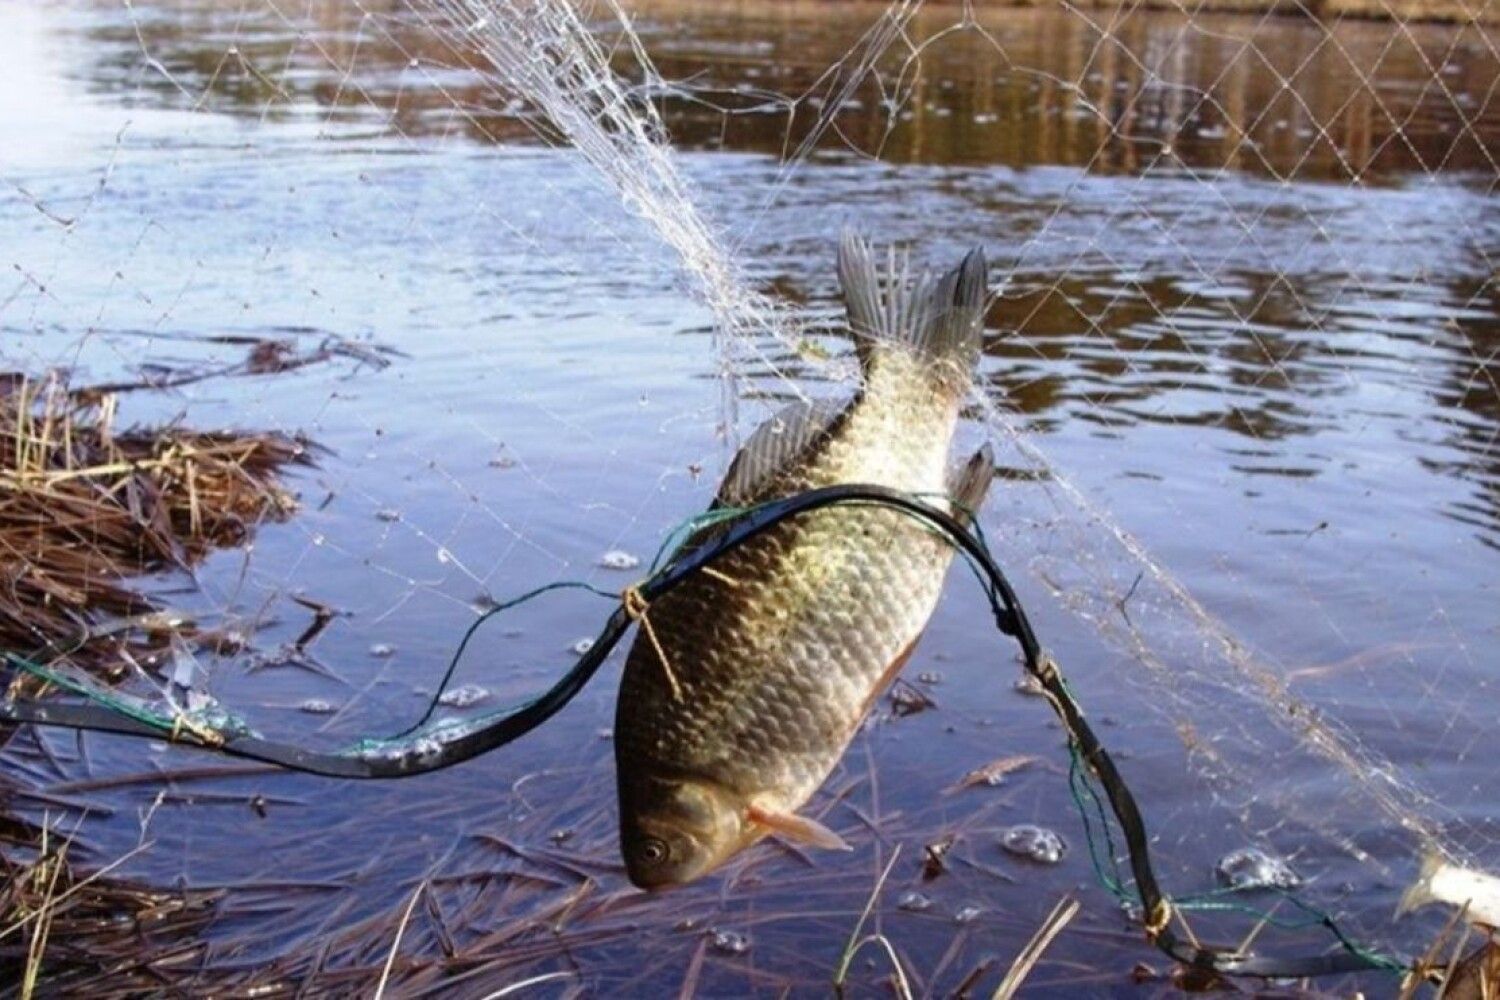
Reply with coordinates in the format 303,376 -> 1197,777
991,895 -> 1080,1000
833,846 -> 913,999
374,880 -> 428,1000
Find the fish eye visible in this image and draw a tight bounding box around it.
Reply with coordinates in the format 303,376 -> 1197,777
638,837 -> 671,866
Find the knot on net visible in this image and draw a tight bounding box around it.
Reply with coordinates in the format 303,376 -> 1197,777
168,709 -> 224,748
1144,898 -> 1174,941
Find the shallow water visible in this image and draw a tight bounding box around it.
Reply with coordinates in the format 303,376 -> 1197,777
2,0 -> 1498,995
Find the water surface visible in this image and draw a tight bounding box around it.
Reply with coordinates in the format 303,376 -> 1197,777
2,0 -> 1498,994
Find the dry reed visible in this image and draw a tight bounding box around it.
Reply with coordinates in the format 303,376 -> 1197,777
0,809 -> 221,995
0,371 -> 308,686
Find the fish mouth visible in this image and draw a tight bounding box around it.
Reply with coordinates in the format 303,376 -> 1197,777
625,859 -> 697,892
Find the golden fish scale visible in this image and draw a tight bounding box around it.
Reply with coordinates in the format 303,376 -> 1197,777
616,357 -> 961,809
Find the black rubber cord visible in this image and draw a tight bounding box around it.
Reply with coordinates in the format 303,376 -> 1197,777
0,484 -> 1398,980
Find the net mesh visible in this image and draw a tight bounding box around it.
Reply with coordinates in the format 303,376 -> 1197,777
3,0 -> 1498,991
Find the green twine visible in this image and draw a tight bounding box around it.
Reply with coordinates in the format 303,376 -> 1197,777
1063,735 -> 1408,976
1069,742 -> 1131,904
348,579 -> 618,754
3,653 -> 170,732
0,488 -> 1418,978
2,651 -> 253,744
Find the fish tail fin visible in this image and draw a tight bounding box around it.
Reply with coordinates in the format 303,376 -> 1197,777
838,230 -> 987,390
949,444 -> 996,526
1396,849 -> 1446,919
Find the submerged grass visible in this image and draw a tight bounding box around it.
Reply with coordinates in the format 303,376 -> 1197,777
834,846 -> 914,999
0,809 -> 221,996
0,370 -> 1430,995
992,895 -> 1080,1000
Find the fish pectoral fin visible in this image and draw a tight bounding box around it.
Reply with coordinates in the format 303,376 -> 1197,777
746,802 -> 851,852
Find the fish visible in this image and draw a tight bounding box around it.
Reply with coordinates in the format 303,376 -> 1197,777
613,233 -> 994,890
1398,851 -> 1500,930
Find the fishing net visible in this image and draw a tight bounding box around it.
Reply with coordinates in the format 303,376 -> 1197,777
2,0 -> 1497,992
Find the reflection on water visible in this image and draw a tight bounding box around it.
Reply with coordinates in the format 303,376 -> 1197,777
2,0 -> 1499,994
68,0 -> 1500,180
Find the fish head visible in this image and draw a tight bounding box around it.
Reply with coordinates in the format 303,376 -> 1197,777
619,773 -> 752,889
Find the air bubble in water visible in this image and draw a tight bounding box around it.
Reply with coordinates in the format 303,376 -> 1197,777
369,643 -> 395,658
438,684 -> 490,708
299,698 -> 336,714
709,929 -> 750,954
896,891 -> 932,912
598,549 -> 640,570
571,637 -> 595,655
375,508 -> 400,522
953,905 -> 983,924
1216,847 -> 1302,891
1000,824 -> 1066,865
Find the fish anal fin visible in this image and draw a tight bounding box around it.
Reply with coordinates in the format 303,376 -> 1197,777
858,633 -> 922,719
948,444 -> 996,526
746,802 -> 851,851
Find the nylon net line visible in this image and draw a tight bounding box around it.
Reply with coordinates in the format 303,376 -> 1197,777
1,0 -> 1496,993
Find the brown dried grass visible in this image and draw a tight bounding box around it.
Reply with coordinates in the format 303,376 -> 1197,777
0,810 -> 221,997
0,371 -> 308,683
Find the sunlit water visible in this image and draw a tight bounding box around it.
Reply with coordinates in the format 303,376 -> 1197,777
2,0 -> 1498,995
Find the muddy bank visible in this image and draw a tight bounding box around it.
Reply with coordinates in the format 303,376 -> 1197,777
764,0 -> 1498,23
1062,0 -> 1490,23
1111,0 -> 1492,22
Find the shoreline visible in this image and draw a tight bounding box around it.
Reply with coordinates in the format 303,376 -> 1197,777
657,0 -> 1500,26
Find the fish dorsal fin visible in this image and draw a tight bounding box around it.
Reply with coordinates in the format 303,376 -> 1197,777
838,230 -> 988,379
716,400 -> 843,506
746,801 -> 851,851
947,444 -> 996,526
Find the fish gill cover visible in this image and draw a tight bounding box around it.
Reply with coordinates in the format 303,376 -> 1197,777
0,0 -> 1497,993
